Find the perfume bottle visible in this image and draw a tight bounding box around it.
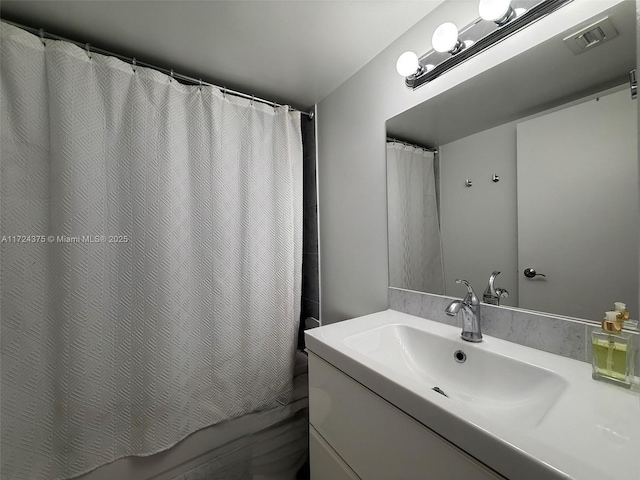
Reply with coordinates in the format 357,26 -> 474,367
592,311 -> 635,388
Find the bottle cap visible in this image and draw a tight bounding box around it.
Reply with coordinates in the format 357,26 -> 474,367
602,311 -> 622,332
614,302 -> 630,320
602,319 -> 622,332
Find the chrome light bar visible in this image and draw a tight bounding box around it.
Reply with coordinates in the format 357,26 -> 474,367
403,0 -> 573,90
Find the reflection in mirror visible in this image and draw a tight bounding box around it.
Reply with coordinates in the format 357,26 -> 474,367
386,0 -> 638,322
386,141 -> 444,294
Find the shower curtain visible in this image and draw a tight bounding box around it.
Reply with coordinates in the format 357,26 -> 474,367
386,142 -> 444,294
0,23 -> 302,480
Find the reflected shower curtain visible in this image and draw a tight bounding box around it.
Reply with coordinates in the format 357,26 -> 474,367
0,23 -> 302,480
386,142 -> 444,294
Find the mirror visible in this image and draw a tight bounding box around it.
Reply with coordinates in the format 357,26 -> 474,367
386,1 -> 638,323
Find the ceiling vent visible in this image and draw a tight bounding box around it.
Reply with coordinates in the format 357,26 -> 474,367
563,17 -> 618,55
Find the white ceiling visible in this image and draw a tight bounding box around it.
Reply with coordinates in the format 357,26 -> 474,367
0,0 -> 445,110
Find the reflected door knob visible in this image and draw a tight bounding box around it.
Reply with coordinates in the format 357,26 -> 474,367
524,268 -> 546,278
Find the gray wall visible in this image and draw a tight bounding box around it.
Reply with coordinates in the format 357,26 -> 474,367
439,123 -> 518,307
316,0 -> 631,324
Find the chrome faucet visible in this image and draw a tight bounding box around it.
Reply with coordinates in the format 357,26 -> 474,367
482,271 -> 509,306
445,279 -> 482,343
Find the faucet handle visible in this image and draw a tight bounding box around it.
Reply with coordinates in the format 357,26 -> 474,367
495,287 -> 509,298
455,279 -> 479,305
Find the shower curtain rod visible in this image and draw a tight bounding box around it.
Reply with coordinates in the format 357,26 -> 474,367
387,137 -> 438,153
1,18 -> 314,119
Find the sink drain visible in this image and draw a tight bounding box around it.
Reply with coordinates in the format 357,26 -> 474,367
454,350 -> 467,363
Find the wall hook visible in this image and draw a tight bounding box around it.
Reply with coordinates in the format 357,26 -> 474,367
465,179 -> 473,187
492,174 -> 500,182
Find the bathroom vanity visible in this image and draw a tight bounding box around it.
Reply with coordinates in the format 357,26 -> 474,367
305,310 -> 640,480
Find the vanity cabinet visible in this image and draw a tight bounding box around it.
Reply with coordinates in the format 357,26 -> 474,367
308,353 -> 504,480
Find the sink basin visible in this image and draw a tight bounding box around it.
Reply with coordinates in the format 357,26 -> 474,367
343,323 -> 568,428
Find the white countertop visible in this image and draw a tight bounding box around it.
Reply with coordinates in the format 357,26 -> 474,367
305,309 -> 640,480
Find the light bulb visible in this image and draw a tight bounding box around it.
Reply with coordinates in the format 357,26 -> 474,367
432,23 -> 460,53
396,51 -> 420,77
479,0 -> 512,22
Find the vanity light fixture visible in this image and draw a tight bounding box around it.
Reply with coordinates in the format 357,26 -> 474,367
395,55 -> 438,77
432,22 -> 465,55
396,51 -> 422,77
398,0 -> 573,89
479,0 -> 517,25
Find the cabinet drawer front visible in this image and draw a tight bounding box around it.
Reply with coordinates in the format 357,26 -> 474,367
310,425 -> 361,480
309,353 -> 504,480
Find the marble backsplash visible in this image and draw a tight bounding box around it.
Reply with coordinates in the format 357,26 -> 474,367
389,287 -> 640,375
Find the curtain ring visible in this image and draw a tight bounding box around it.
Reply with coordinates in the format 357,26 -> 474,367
170,69 -> 174,82
85,43 -> 92,59
132,58 -> 137,72
222,87 -> 227,98
250,95 -> 255,106
39,28 -> 46,45
198,78 -> 203,91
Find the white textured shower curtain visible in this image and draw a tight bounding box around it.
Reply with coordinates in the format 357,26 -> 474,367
387,142 -> 444,294
0,23 -> 302,480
